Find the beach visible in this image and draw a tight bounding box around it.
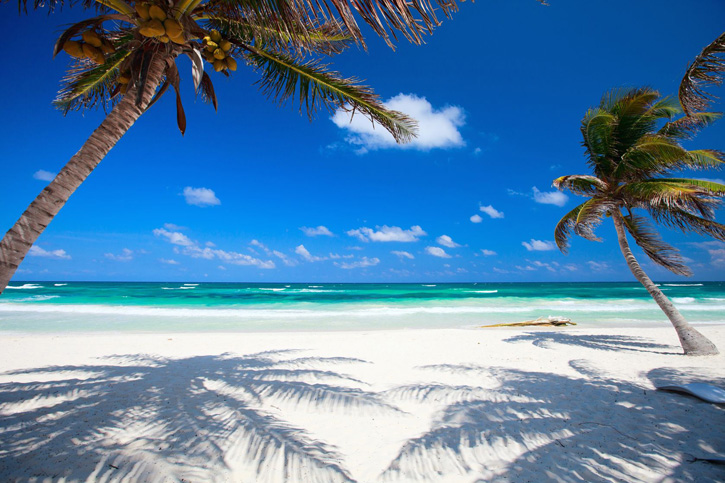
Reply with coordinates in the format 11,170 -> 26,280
1,325 -> 724,482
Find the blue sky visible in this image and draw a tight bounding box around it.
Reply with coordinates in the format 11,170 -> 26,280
1,0 -> 724,282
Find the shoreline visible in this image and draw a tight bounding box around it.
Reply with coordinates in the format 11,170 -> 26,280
2,326 -> 724,481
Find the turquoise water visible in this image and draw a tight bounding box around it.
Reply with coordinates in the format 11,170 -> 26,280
0,281 -> 723,332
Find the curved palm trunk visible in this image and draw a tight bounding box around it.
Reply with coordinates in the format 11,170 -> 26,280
611,211 -> 718,356
0,55 -> 169,294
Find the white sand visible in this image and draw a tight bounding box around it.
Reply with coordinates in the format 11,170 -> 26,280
1,326 -> 724,482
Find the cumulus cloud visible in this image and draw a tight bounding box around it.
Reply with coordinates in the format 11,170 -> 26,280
300,226 -> 334,237
183,187 -> 221,207
347,225 -> 426,243
332,94 -> 465,152
105,248 -> 133,262
436,235 -> 461,248
154,228 -> 274,269
159,258 -> 180,265
522,239 -> 557,251
163,223 -> 186,231
532,187 -> 568,207
470,214 -> 483,223
33,170 -> 56,182
481,249 -> 497,256
335,257 -> 380,269
587,260 -> 610,271
392,250 -> 415,260
425,246 -> 452,258
295,244 -> 326,262
29,245 -> 71,259
480,205 -> 504,219
153,228 -> 195,247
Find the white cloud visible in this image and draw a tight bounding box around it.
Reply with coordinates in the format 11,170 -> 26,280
105,248 -> 133,262
154,228 -> 274,269
347,225 -> 426,243
28,245 -> 71,260
480,205 -> 504,219
272,250 -> 297,267
183,187 -> 221,207
532,187 -> 568,207
159,258 -> 180,265
33,170 -> 56,182
587,260 -> 610,271
470,214 -> 483,223
481,249 -> 497,256
163,223 -> 186,231
295,244 -> 326,262
392,250 -> 415,260
300,226 -> 334,237
335,257 -> 380,269
522,239 -> 557,251
436,235 -> 461,248
332,94 -> 465,152
153,228 -> 195,247
425,246 -> 452,258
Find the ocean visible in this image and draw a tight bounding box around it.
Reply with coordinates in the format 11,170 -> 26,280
0,281 -> 723,333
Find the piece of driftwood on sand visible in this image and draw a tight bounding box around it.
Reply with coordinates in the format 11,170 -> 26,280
480,316 -> 576,328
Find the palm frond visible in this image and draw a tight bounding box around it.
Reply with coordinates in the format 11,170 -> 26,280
648,205 -> 725,241
686,149 -> 725,170
54,48 -> 132,113
553,175 -> 606,197
679,32 -> 725,115
242,43 -> 416,143
554,202 -> 585,252
658,112 -> 722,140
573,198 -> 611,242
53,14 -> 130,58
198,71 -> 218,111
619,179 -> 722,219
204,15 -> 353,56
621,213 -> 691,276
580,108 -> 616,174
615,134 -> 689,178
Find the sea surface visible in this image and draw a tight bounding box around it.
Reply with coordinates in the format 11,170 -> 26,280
0,282 -> 723,333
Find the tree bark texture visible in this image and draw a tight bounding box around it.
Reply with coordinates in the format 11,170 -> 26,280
611,210 -> 719,356
0,54 -> 170,294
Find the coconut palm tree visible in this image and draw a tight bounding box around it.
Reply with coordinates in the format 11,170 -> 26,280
0,0 -> 473,293
553,87 -> 725,356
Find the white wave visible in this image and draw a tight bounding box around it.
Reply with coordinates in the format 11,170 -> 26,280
54,283 -> 68,287
161,287 -> 196,290
466,290 -> 498,294
12,295 -> 60,302
308,286 -> 324,288
183,283 -> 199,286
259,288 -> 285,292
6,284 -> 43,290
672,297 -> 696,304
422,284 -> 436,287
663,283 -> 704,287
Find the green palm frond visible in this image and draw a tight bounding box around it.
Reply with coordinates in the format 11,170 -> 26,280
658,111 -> 722,140
654,178 -> 725,194
554,202 -> 585,252
206,15 -> 352,55
242,44 -> 416,143
52,14 -> 129,58
553,175 -> 606,197
580,108 -> 616,174
619,179 -> 722,219
621,213 -> 691,276
648,205 -> 725,241
573,198 -> 610,242
686,149 -> 725,170
679,32 -> 725,115
54,48 -> 132,113
615,134 -> 689,178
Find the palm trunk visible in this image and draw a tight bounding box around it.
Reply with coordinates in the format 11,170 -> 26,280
611,211 -> 718,355
0,55 -> 169,294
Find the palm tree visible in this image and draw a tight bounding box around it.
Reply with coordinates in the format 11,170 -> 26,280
553,87 -> 724,356
0,0 -> 474,293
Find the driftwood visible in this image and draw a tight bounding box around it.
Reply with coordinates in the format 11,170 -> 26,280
480,316 -> 576,328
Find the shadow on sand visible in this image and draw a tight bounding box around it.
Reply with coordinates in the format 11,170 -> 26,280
381,363 -> 725,482
503,332 -> 681,355
0,350 -> 397,483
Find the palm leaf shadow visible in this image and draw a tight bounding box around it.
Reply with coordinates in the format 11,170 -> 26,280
380,364 -> 725,482
0,350 -> 398,482
504,332 -> 681,354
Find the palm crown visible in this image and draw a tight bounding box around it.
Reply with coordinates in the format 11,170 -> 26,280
553,87 -> 725,276
39,0 -> 467,137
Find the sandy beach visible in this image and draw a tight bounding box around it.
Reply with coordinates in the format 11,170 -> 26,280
1,325 -> 724,482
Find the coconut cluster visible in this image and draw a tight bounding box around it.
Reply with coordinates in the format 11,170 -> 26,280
136,4 -> 185,44
63,31 -> 116,64
203,30 -> 237,72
